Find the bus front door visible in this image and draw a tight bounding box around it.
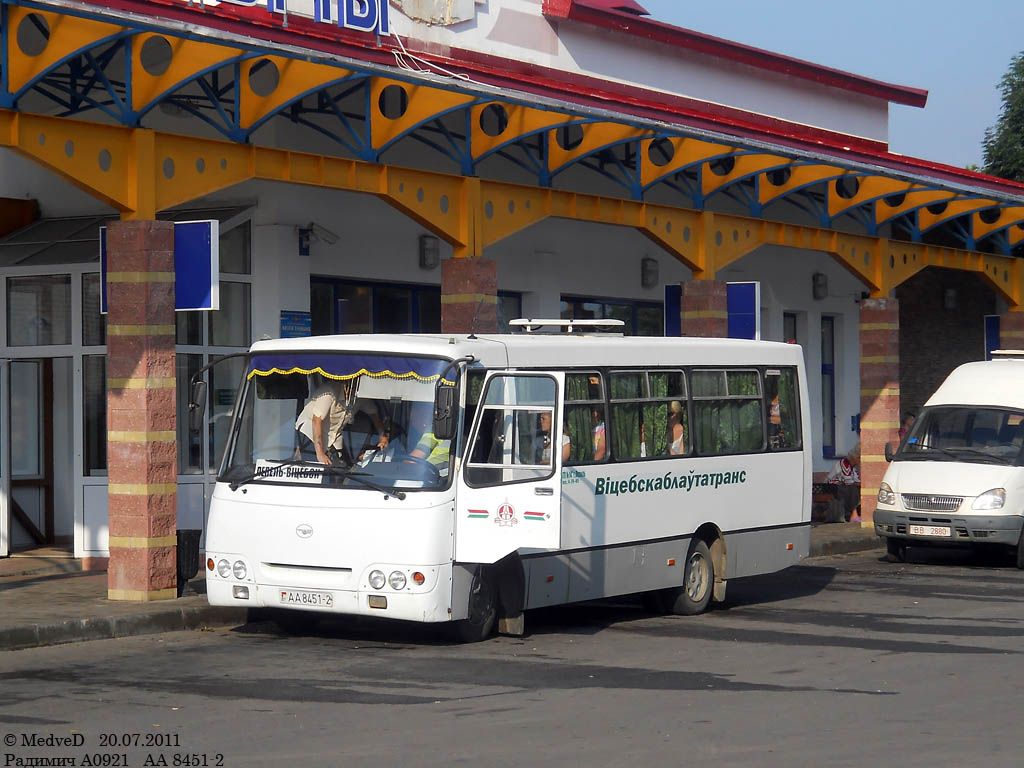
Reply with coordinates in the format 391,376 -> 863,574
455,371 -> 563,564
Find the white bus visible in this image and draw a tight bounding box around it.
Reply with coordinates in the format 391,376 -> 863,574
199,325 -> 811,641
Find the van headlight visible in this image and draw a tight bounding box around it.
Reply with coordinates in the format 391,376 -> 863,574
878,482 -> 896,506
972,488 -> 1006,510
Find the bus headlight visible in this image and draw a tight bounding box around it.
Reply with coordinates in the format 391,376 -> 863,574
217,559 -> 231,578
878,482 -> 896,506
973,488 -> 1006,510
232,560 -> 247,580
368,570 -> 386,590
388,571 -> 407,590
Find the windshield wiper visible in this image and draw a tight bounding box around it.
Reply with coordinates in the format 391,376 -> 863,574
323,465 -> 407,500
947,447 -> 1015,465
902,444 -> 959,461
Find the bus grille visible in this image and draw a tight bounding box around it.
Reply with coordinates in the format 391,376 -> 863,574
901,494 -> 963,512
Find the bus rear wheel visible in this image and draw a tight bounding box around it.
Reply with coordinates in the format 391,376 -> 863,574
453,566 -> 497,643
665,539 -> 713,616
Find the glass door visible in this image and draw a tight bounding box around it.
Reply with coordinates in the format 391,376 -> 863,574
0,359 -> 9,558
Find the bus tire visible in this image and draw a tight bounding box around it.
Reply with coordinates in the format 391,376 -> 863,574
665,539 -> 713,616
885,537 -> 907,563
453,566 -> 497,643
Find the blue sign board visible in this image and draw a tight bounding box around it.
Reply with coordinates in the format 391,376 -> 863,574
985,314 -> 1001,360
101,220 -> 220,313
220,0 -> 390,35
280,311 -> 313,338
727,281 -> 760,340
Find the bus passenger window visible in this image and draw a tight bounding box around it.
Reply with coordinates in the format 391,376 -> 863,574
692,369 -> 764,455
765,368 -> 801,450
564,372 -> 605,464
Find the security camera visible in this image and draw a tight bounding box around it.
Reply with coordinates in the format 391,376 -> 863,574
299,222 -> 340,245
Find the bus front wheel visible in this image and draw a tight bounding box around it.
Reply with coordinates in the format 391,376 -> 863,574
453,566 -> 497,643
665,539 -> 713,616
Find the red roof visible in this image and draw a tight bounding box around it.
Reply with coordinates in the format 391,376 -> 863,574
543,0 -> 929,109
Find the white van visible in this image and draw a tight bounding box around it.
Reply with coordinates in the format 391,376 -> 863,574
875,355 -> 1024,566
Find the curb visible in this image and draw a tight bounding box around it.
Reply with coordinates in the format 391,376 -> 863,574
0,605 -> 248,652
809,533 -> 883,558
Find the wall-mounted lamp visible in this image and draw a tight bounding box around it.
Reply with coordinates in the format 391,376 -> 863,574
943,287 -> 958,310
812,272 -> 828,300
641,257 -> 659,289
419,234 -> 440,270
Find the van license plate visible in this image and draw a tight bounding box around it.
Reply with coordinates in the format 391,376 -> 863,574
909,525 -> 950,537
280,590 -> 333,607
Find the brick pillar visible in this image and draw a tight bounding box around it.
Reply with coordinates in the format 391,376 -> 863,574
441,258 -> 497,333
859,298 -> 900,527
105,220 -> 178,601
999,311 -> 1024,349
680,280 -> 728,337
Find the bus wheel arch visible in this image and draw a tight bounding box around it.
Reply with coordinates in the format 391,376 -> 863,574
665,524 -> 726,615
452,552 -> 526,642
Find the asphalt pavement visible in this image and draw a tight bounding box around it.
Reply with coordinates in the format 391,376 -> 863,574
0,522 -> 880,652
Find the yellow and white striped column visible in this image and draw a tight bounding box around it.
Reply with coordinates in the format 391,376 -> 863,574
859,298 -> 900,526
105,220 -> 179,601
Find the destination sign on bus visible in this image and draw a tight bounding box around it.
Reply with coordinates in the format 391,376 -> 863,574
196,0 -> 391,36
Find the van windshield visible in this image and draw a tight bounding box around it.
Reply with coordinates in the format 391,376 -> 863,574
897,406 -> 1024,465
220,352 -> 455,491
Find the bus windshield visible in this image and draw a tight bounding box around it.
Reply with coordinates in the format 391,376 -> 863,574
897,406 -> 1024,466
221,352 -> 455,491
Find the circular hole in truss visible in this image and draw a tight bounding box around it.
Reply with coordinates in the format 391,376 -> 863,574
163,157 -> 175,179
38,133 -> 45,146
865,251 -> 870,265
440,195 -> 449,214
666,221 -> 672,234
525,199 -> 531,210
196,157 -> 206,174
647,138 -> 674,168
733,230 -> 739,242
17,13 -> 50,58
766,167 -> 791,186
715,231 -> 723,247
683,227 -> 690,242
1005,270 -> 1009,282
416,187 -> 424,203
508,200 -> 515,214
64,140 -> 74,158
398,183 -> 405,193
708,156 -> 735,177
556,124 -> 584,151
890,255 -> 895,268
98,149 -> 112,172
926,201 -> 947,215
140,35 -> 173,77
903,254 -> 907,264
248,58 -> 280,98
835,176 -> 859,199
479,104 -> 509,137
979,207 -> 1002,224
220,158 -> 227,170
883,193 -> 905,207
378,84 -> 408,120
485,201 -> 494,220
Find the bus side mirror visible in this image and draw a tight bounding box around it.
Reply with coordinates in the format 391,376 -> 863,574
188,380 -> 208,434
433,386 -> 458,441
884,442 -> 894,462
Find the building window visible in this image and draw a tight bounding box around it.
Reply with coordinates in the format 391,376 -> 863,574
219,221 -> 251,275
311,277 -> 521,334
821,315 -> 836,458
83,355 -> 107,476
560,296 -> 663,336
7,275 -> 71,346
82,273 -> 106,346
783,312 -> 798,345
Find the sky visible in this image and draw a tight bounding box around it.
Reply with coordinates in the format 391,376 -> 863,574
637,0 -> 1024,170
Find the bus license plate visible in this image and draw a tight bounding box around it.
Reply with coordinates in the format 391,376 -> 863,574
909,525 -> 950,537
280,589 -> 333,608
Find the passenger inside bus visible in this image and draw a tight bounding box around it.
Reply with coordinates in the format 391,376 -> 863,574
668,400 -> 686,455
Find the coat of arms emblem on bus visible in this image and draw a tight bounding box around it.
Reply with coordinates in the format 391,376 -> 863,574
495,502 -> 518,527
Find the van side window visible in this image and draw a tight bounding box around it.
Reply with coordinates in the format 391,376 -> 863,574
765,367 -> 801,450
692,369 -> 763,455
609,370 -> 688,459
565,372 -> 605,464
460,370 -> 486,454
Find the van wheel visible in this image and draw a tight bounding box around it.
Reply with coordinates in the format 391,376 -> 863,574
885,538 -> 907,563
1016,529 -> 1024,570
453,566 -> 497,643
665,539 -> 713,616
